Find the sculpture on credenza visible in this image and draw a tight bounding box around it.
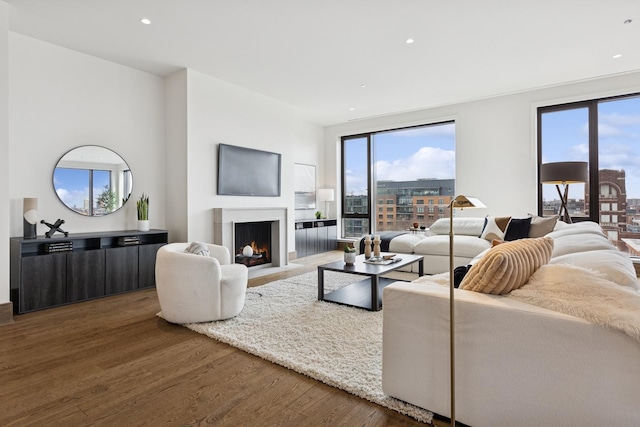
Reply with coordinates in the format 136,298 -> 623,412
40,219 -> 69,238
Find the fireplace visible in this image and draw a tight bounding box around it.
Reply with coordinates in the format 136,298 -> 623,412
213,207 -> 288,272
234,221 -> 272,267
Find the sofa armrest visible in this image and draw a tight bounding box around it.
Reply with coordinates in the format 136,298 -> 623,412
382,281 -> 640,427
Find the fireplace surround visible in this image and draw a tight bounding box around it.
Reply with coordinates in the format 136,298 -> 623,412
213,208 -> 288,270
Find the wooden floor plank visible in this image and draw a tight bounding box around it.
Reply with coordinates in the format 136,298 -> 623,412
0,250 -> 450,426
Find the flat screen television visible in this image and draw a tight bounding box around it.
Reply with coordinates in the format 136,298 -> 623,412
217,143 -> 281,197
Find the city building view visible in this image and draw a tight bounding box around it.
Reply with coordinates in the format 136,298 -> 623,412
544,168 -> 640,254
343,178 -> 454,237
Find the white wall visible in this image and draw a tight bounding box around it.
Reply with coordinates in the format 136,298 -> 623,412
8,33 -> 166,237
164,70 -> 188,242
167,69 -> 323,253
0,1 -> 9,304
325,71 -> 640,222
6,33 -> 166,303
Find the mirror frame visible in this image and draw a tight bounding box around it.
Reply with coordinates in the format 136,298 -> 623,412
52,145 -> 133,217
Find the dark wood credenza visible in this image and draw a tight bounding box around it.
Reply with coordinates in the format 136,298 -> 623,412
10,229 -> 168,314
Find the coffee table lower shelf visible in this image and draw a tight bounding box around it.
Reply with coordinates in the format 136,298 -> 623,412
321,277 -> 399,311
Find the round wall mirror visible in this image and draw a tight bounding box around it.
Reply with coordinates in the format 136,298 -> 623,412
53,145 -> 133,216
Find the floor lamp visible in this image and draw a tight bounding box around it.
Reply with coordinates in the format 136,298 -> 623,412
317,188 -> 334,219
540,161 -> 588,223
449,195 -> 485,427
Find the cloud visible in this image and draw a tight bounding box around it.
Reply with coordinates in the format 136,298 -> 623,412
345,147 -> 455,195
375,146 -> 454,181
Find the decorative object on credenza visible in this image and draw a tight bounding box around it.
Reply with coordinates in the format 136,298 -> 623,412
40,219 -> 69,238
23,197 -> 38,239
44,241 -> 73,253
315,211 -> 322,219
448,195 -> 486,427
136,193 -> 150,232
540,161 -> 588,223
317,188 -> 335,219
118,236 -> 141,246
343,245 -> 356,265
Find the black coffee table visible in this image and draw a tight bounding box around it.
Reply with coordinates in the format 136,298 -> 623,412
317,253 -> 424,311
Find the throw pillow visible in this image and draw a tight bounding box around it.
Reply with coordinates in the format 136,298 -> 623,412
480,216 -> 511,241
185,241 -> 210,256
460,237 -> 554,295
528,215 -> 558,238
504,217 -> 532,241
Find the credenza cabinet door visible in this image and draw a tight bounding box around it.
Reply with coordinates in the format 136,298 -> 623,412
138,243 -> 164,289
67,250 -> 106,302
295,220 -> 337,258
105,246 -> 139,294
20,253 -> 67,313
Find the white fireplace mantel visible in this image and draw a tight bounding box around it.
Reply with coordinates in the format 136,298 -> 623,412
213,207 -> 288,268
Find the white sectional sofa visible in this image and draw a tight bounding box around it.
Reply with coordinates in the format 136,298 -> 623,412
382,221 -> 640,426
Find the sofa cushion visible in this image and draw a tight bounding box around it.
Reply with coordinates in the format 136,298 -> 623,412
429,217 -> 486,236
551,250 -> 639,290
413,234 -> 491,258
460,237 -> 554,295
480,216 -> 511,241
528,215 -> 559,237
504,217 -> 532,241
387,233 -> 425,254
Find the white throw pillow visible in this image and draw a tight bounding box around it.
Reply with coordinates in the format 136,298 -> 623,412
480,216 -> 511,241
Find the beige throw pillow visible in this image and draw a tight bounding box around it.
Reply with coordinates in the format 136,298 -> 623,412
460,237 -> 554,295
528,215 -> 558,238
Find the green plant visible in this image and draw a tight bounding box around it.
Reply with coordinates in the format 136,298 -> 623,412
96,185 -> 117,212
315,211 -> 322,219
136,193 -> 149,220
344,244 -> 356,253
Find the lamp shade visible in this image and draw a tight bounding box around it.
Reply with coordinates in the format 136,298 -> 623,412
317,188 -> 335,202
451,195 -> 486,209
540,161 -> 588,184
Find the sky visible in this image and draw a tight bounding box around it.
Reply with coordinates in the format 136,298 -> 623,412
54,168 -> 110,211
344,123 -> 455,196
345,95 -> 640,201
541,95 -> 640,200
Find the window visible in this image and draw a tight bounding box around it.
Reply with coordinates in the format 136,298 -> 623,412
53,168 -> 115,216
538,93 -> 640,253
341,122 -> 455,237
417,200 -> 424,204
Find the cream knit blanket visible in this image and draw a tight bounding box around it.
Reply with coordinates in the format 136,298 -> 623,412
507,264 -> 640,343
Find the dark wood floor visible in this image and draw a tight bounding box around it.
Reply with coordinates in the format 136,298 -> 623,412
0,250 -> 451,427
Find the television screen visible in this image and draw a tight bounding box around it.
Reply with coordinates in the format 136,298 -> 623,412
217,143 -> 281,196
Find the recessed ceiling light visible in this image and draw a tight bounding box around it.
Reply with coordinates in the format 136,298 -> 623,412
349,107 -> 355,111
360,84 -> 366,88
613,54 -> 622,59
405,38 -> 415,44
140,18 -> 151,25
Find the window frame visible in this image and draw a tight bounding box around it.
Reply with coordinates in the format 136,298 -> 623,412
537,92 -> 640,221
341,121 -> 454,237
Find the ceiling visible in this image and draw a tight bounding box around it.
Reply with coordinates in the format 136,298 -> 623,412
6,0 -> 640,125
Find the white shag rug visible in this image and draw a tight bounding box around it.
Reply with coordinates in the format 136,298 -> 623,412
180,270 -> 433,424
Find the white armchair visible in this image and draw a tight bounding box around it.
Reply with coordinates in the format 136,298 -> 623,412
155,242 -> 248,324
